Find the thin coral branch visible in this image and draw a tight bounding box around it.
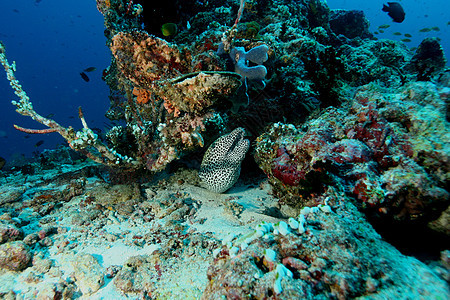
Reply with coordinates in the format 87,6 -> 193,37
222,0 -> 247,52
125,0 -> 133,15
78,106 -> 89,129
1,42 -> 71,140
13,125 -> 58,134
0,42 -> 137,168
234,0 -> 246,27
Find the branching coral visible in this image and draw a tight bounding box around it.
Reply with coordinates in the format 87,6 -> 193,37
0,42 -> 136,168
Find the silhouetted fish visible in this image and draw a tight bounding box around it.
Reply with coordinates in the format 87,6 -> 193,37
35,140 -> 44,147
83,67 -> 96,72
80,72 -> 90,82
382,2 -> 405,23
419,27 -> 432,32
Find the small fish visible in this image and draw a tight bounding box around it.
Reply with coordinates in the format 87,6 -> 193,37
401,38 -> 411,42
13,9 -> 19,13
0,157 -> 5,170
35,140 -> 44,147
404,33 -> 412,37
83,67 -> 96,72
80,72 -> 90,82
447,21 -> 450,26
45,113 -> 55,118
374,31 -> 379,35
379,29 -> 385,33
410,47 -> 417,52
378,24 -> 391,29
393,32 -> 402,36
436,37 -> 442,42
419,27 -> 432,32
161,23 -> 178,37
382,2 -> 405,23
431,26 -> 440,31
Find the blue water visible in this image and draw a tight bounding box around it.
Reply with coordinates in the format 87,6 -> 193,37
0,0 -> 448,162
328,0 -> 449,56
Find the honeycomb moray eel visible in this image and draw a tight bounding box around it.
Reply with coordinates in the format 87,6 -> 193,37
199,128 -> 250,193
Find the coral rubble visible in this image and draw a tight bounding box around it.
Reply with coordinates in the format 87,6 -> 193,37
203,196 -> 448,299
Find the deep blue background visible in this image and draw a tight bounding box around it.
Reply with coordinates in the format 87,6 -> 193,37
0,0 -> 448,162
328,0 -> 449,56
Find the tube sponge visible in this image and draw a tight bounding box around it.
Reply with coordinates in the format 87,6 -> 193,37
230,44 -> 269,81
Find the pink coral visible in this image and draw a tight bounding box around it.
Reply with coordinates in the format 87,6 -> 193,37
272,146 -> 306,186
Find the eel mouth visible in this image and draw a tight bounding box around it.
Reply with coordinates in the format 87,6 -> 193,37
227,128 -> 246,155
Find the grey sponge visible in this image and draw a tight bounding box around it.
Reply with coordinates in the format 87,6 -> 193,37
230,45 -> 269,81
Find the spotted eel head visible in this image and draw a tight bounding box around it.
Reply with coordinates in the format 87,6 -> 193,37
199,127 -> 250,193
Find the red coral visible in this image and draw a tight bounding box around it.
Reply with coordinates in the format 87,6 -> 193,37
272,147 -> 306,186
298,126 -> 333,155
346,96 -> 413,169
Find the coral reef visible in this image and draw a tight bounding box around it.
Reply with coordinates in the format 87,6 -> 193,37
0,0 -> 449,297
329,9 -> 373,39
255,81 -> 449,238
4,0 -> 447,174
408,37 -> 447,80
